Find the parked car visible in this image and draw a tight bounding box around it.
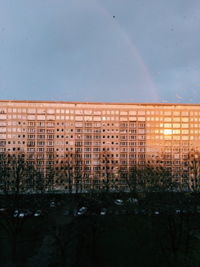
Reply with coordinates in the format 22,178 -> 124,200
77,207 -> 87,216
100,208 -> 107,215
0,208 -> 6,213
13,210 -> 20,218
50,201 -> 56,208
34,210 -> 42,217
13,209 -> 32,218
175,209 -> 181,214
63,210 -> 70,216
114,199 -> 123,206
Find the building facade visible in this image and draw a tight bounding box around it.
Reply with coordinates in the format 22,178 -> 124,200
0,100 -> 200,190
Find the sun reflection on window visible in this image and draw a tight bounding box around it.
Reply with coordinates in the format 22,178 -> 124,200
164,129 -> 172,135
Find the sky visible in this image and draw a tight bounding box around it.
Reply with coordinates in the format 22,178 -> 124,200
0,0 -> 200,103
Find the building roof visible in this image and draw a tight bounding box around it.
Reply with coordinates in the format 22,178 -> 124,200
0,99 -> 199,106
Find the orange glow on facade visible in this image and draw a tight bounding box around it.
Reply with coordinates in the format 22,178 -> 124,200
164,129 -> 172,135
0,100 -> 200,189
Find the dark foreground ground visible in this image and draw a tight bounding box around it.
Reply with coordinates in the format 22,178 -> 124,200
0,192 -> 200,267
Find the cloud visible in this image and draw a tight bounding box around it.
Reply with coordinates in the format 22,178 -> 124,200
0,0 -> 200,103
175,94 -> 183,100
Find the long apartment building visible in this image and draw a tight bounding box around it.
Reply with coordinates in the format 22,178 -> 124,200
0,100 -> 200,189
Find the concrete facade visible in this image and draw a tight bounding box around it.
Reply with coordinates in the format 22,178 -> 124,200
0,100 -> 200,189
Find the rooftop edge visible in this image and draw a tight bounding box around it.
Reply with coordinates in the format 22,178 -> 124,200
0,100 -> 199,106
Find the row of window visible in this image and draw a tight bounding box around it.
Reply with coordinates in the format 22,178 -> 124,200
1,107 -> 200,116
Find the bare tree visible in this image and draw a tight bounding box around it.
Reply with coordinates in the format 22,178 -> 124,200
99,151 -> 117,192
0,152 -> 11,194
45,165 -> 56,192
188,151 -> 200,192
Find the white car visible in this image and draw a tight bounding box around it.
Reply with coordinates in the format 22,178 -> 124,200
34,210 -> 42,217
100,208 -> 107,215
77,207 -> 87,215
114,199 -> 123,206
